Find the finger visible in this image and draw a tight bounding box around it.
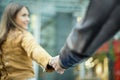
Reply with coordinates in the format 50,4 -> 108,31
60,71 -> 64,74
57,69 -> 65,74
53,63 -> 57,69
49,58 -> 56,65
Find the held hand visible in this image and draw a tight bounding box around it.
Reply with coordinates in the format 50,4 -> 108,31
49,55 -> 65,74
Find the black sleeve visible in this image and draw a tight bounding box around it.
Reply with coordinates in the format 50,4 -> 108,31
59,0 -> 117,69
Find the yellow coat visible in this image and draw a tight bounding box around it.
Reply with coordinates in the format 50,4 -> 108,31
0,28 -> 53,80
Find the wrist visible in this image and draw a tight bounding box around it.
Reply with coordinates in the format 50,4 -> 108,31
58,56 -> 68,69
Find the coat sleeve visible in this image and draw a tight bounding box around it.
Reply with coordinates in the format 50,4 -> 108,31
59,24 -> 93,69
59,0 -> 117,69
21,31 -> 54,72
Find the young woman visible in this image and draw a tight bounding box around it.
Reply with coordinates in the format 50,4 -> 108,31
0,3 -> 54,80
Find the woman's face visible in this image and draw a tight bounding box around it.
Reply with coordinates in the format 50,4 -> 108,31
15,7 -> 29,29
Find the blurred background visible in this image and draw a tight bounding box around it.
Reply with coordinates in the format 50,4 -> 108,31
0,0 -> 120,80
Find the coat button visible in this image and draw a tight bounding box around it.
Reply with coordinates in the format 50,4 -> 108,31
5,62 -> 9,65
0,65 -> 3,69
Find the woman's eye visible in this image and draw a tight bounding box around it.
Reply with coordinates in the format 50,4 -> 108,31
22,14 -> 26,16
22,14 -> 29,17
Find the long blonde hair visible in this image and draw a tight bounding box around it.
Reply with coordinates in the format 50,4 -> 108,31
0,3 -> 28,48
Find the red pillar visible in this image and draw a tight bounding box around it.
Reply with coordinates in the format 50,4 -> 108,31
113,40 -> 120,80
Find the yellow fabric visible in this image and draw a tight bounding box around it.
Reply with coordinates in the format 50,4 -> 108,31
0,28 -> 53,80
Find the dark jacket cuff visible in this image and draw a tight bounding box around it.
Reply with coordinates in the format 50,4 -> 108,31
59,44 -> 89,69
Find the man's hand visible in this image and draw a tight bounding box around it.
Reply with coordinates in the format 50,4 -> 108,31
49,55 -> 65,74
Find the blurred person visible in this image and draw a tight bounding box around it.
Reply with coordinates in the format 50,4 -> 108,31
50,0 -> 120,74
0,3 -> 54,80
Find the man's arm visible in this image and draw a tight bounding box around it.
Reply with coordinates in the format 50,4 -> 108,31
59,0 -> 117,69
